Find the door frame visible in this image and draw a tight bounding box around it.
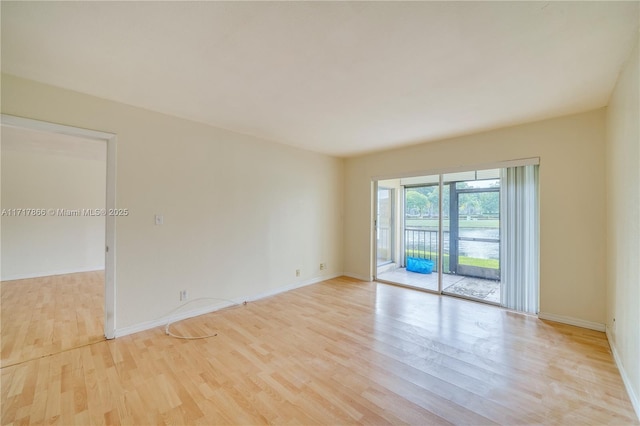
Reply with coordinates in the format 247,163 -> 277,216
376,186 -> 395,267
1,114 -> 117,339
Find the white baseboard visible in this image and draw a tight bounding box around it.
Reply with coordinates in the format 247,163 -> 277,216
606,327 -> 640,421
342,272 -> 371,282
537,312 -> 606,332
113,299 -> 237,338
114,273 -> 342,338
240,273 -> 341,303
1,266 -> 105,281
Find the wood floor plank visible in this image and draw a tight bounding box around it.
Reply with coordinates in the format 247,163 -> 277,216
1,271 -> 105,368
1,276 -> 638,425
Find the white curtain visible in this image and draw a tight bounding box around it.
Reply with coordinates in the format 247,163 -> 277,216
500,165 -> 539,313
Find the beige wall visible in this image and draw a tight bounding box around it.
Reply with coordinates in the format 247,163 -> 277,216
605,34 -> 639,416
1,145 -> 106,280
1,74 -> 344,331
345,109 -> 607,325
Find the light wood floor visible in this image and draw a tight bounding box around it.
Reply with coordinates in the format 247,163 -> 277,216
2,276 -> 638,425
1,271 -> 105,368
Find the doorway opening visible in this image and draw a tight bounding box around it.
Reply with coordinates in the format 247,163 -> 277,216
1,115 -> 116,357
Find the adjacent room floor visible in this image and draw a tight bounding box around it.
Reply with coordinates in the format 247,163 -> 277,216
0,271 -> 105,368
1,276 -> 637,424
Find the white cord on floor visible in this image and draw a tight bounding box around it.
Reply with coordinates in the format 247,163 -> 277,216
162,297 -> 245,340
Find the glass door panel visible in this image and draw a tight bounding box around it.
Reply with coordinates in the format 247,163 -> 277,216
443,176 -> 501,304
401,183 -> 439,292
456,191 -> 500,280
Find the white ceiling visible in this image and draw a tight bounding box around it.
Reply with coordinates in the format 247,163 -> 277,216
1,2 -> 638,157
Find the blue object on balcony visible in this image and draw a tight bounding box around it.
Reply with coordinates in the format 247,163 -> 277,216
406,257 -> 434,274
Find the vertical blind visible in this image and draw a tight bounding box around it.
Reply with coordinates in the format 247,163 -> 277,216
500,165 -> 540,313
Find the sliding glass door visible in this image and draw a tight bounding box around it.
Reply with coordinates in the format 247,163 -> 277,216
373,164 -> 538,314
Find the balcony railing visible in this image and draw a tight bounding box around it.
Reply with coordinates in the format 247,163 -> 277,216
404,228 -> 447,263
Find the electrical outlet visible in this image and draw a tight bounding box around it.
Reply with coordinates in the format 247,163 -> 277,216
320,263 -> 326,270
296,269 -> 301,277
179,290 -> 188,301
